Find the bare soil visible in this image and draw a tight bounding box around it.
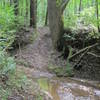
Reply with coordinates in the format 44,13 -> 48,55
16,27 -> 53,70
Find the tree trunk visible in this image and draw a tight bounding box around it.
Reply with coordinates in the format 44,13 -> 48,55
96,0 -> 100,32
79,0 -> 82,14
26,0 -> 29,25
48,0 -> 64,50
30,0 -> 37,28
10,0 -> 13,5
48,0 -> 70,50
13,0 -> 19,16
45,6 -> 48,26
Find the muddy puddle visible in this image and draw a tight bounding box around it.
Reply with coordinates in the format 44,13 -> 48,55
36,77 -> 100,100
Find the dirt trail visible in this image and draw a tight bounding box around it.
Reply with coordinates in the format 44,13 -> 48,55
15,27 -> 56,78
15,27 -> 100,100
16,27 -> 52,69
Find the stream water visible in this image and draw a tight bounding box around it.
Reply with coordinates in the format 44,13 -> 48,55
36,77 -> 100,100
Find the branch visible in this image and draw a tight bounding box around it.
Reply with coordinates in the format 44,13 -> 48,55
87,52 -> 100,58
61,0 -> 70,13
69,43 -> 98,61
73,48 -> 89,69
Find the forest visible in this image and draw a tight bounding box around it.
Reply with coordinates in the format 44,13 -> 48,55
0,0 -> 100,100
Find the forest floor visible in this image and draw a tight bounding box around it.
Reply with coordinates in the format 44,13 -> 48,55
15,27 -> 56,76
9,27 -> 100,100
15,27 -> 66,78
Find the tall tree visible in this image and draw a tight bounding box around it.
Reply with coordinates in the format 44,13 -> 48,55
13,0 -> 19,16
10,0 -> 13,5
26,0 -> 29,24
48,0 -> 70,50
79,0 -> 82,14
45,6 -> 48,26
30,0 -> 37,28
96,0 -> 100,32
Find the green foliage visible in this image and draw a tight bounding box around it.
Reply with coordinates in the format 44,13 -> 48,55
56,0 -> 62,7
0,5 -> 14,30
7,70 -> 27,89
0,52 -> 16,75
0,73 -> 27,100
0,4 -> 15,50
0,51 -> 15,99
0,86 -> 11,100
37,95 -> 43,100
64,0 -> 100,31
80,7 -> 98,26
89,31 -> 100,39
65,46 -> 74,76
0,2 -> 25,51
0,51 -> 27,99
37,0 -> 47,26
0,3 -> 27,99
64,13 -> 78,28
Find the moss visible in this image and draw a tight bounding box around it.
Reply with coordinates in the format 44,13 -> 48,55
56,0 -> 62,7
16,59 -> 30,67
48,65 -> 74,77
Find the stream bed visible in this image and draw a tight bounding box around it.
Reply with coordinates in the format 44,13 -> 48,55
36,77 -> 100,100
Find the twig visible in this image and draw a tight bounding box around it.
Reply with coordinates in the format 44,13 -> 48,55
73,48 -> 89,69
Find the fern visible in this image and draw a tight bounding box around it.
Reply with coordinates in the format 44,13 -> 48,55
0,52 -> 16,76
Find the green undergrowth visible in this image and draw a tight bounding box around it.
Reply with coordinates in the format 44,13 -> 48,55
64,6 -> 100,39
0,2 -> 29,100
0,51 -> 28,100
0,2 -> 25,51
48,66 -> 74,77
48,64 -> 74,77
48,47 -> 74,77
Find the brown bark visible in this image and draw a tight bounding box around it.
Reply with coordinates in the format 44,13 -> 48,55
96,0 -> 100,32
48,0 -> 70,50
13,0 -> 19,16
48,0 -> 64,49
26,0 -> 28,18
30,0 -> 37,28
45,7 -> 48,26
10,0 -> 13,5
79,0 -> 82,14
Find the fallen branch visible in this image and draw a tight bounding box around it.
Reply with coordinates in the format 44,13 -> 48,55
87,52 -> 100,58
69,43 -> 98,61
73,48 -> 89,69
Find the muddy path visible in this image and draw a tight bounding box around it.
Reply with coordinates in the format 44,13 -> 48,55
15,27 -> 100,100
16,27 -> 53,70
